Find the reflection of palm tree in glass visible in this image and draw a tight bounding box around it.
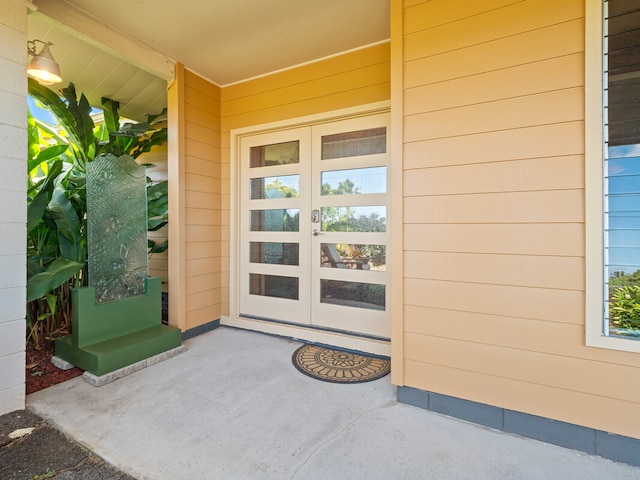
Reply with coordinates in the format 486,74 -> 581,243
322,180 -> 358,228
266,179 -> 298,199
320,179 -> 386,268
322,179 -> 359,196
282,210 -> 299,231
262,179 -> 300,231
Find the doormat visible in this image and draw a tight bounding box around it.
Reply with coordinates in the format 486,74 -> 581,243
292,344 -> 390,384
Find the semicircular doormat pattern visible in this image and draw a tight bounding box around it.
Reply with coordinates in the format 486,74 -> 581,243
292,344 -> 390,384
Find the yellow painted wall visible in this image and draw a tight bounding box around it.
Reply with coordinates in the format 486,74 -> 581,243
168,65 -> 222,331
395,0 -> 640,439
220,43 -> 391,316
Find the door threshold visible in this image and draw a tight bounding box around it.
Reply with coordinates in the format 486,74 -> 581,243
221,315 -> 391,357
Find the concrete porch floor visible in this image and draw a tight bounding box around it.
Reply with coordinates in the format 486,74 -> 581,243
28,327 -> 640,479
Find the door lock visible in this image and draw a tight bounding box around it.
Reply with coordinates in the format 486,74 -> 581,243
311,209 -> 320,223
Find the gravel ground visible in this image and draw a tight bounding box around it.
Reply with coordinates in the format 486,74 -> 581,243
0,410 -> 135,480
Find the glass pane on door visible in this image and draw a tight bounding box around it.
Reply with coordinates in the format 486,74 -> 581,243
321,206 -> 386,232
250,274 -> 299,300
321,243 -> 386,271
250,242 -> 299,265
250,209 -> 300,231
320,279 -> 385,311
250,175 -> 300,199
321,127 -> 386,159
321,167 -> 386,195
250,140 -> 299,167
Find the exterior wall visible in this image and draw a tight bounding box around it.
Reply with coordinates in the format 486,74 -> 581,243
0,0 -> 28,415
220,43 -> 391,316
394,0 -> 640,439
168,65 -> 222,331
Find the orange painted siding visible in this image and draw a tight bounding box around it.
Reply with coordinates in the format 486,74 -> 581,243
396,0 -> 640,439
219,44 -> 391,316
169,65 -> 222,331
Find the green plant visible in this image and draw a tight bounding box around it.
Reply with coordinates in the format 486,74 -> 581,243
27,78 -> 168,347
32,468 -> 56,479
609,285 -> 640,331
609,268 -> 640,290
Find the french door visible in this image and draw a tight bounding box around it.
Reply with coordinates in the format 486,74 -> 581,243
239,113 -> 390,338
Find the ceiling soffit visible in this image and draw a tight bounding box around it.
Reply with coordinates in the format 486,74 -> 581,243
29,0 -> 389,119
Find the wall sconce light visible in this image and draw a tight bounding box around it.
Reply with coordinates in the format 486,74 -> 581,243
27,40 -> 62,85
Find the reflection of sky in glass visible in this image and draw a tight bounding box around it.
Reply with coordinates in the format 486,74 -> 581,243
607,144 -> 640,274
337,205 -> 385,219
321,167 -> 386,195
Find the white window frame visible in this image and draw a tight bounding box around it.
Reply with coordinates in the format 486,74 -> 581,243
585,0 -> 640,353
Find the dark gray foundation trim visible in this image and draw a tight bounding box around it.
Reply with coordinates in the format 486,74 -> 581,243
397,386 -> 640,467
181,319 -> 220,341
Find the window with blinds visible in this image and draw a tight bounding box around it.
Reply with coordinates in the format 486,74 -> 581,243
604,0 -> 640,338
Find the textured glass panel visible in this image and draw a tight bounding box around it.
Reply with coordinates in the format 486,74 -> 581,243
250,242 -> 299,265
321,243 -> 386,271
321,127 -> 386,160
320,279 -> 385,311
250,209 -> 299,231
321,206 -> 386,232
250,141 -> 299,167
250,175 -> 299,199
321,167 -> 386,195
87,154 -> 148,304
250,274 -> 299,300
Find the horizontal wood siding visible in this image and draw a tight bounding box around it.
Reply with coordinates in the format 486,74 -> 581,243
399,0 -> 640,438
220,44 -> 391,316
183,70 -> 222,330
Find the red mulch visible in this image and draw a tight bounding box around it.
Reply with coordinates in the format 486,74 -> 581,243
25,343 -> 83,395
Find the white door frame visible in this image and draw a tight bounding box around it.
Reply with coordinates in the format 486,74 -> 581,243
224,101 -> 391,356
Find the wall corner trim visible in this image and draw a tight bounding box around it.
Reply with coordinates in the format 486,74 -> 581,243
397,387 -> 640,467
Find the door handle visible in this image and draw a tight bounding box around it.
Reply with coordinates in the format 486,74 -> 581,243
312,229 -> 320,236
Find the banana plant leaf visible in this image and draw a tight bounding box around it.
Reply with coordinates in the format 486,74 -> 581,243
27,111 -> 40,160
27,255 -> 46,277
147,180 -> 168,231
101,97 -> 129,157
101,97 -> 121,134
148,218 -> 168,232
28,144 -> 68,175
28,78 -> 81,149
27,190 -> 51,235
148,239 -> 168,254
145,108 -> 167,126
147,180 -> 168,200
48,187 -> 84,262
61,84 -> 96,156
131,129 -> 168,159
27,258 -> 84,303
27,161 -> 63,234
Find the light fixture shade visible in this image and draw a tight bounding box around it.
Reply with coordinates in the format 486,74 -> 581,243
28,43 -> 62,85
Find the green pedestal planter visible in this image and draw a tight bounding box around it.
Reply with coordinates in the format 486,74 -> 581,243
55,277 -> 181,377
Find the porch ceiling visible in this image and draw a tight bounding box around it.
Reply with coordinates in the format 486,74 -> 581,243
28,0 -> 389,120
